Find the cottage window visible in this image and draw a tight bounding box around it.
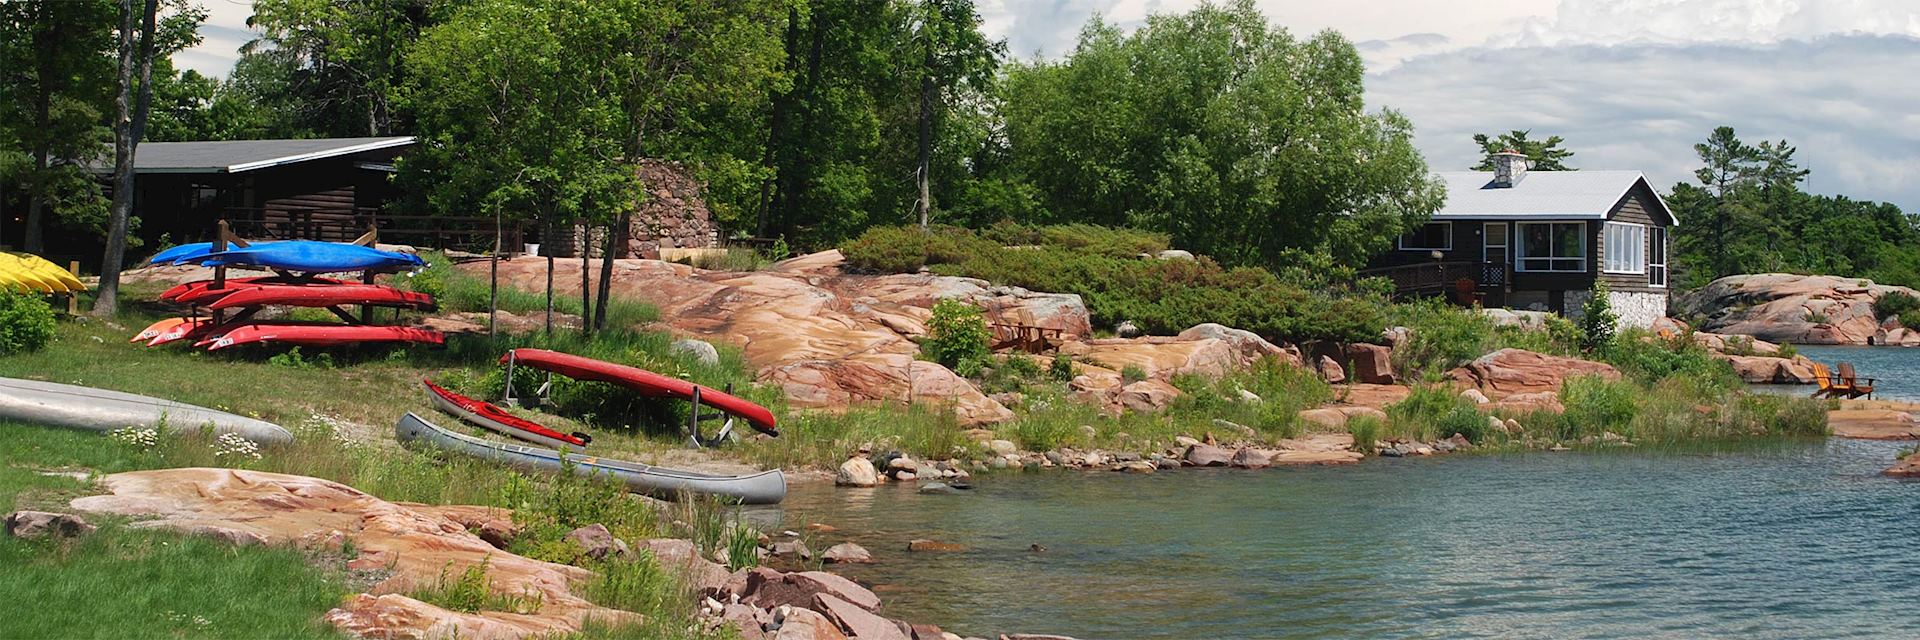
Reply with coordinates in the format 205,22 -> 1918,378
1516,222 -> 1586,272
1398,222 -> 1452,251
1603,222 -> 1647,274
1649,227 -> 1668,287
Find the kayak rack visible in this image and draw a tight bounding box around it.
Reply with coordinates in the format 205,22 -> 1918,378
205,220 -> 390,328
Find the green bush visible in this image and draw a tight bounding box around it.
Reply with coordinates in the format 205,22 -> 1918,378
1386,299 -> 1494,378
1578,281 -> 1617,352
844,224 -> 1384,343
1384,385 -> 1491,442
924,298 -> 991,374
1347,416 -> 1382,454
1876,291 -> 1919,326
0,291 -> 57,356
1599,329 -> 1740,390
1049,353 -> 1076,381
1557,375 -> 1639,441
1120,365 -> 1148,383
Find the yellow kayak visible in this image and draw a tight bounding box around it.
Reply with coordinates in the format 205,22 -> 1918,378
0,253 -> 85,294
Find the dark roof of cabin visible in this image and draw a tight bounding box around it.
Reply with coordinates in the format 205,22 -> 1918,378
86,136 -> 415,174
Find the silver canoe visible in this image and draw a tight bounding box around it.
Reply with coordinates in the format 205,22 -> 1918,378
395,412 -> 786,505
422,380 -> 587,452
0,377 -> 293,445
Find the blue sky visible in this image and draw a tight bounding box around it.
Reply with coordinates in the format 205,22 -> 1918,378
181,0 -> 1920,212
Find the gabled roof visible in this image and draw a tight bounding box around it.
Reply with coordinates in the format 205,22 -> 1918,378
89,136 -> 416,174
1432,170 -> 1678,226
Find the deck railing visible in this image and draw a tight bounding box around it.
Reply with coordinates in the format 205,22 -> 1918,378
224,207 -> 522,253
1357,261 -> 1508,300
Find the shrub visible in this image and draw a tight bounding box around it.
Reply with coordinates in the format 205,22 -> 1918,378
690,246 -> 773,272
1874,290 -> 1919,324
1049,353 -> 1076,381
1001,354 -> 1042,379
1386,299 -> 1494,378
844,224 -> 1384,343
1578,281 -> 1617,352
1347,416 -> 1382,454
0,291 -> 56,356
1599,329 -> 1740,390
1725,394 -> 1828,438
1557,375 -> 1639,441
924,298 -> 991,374
1384,385 -> 1490,442
1120,365 -> 1148,383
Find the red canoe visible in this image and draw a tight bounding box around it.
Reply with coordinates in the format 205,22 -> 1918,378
203,324 -> 445,350
205,283 -> 436,311
162,276 -> 342,304
502,348 -> 779,437
422,379 -> 590,451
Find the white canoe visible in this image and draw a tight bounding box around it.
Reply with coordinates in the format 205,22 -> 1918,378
396,412 -> 785,504
0,377 -> 293,445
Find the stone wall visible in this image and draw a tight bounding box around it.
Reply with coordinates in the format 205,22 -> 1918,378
1565,290 -> 1667,330
543,160 -> 720,259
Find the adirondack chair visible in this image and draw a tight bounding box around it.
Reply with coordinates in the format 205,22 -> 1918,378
1452,278 -> 1483,307
1810,362 -> 1844,398
1838,362 -> 1876,399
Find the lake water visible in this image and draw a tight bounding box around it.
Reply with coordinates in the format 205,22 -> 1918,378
1771,345 -> 1920,402
759,439 -> 1920,639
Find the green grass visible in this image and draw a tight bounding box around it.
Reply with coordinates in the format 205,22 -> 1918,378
403,251 -> 659,330
0,527 -> 350,639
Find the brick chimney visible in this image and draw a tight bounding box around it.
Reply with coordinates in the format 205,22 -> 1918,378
1491,149 -> 1530,187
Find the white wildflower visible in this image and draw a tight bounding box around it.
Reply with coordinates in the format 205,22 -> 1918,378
109,427 -> 160,450
212,432 -> 262,460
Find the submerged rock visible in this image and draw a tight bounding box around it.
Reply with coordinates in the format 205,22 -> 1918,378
821,542 -> 874,564
906,539 -> 967,552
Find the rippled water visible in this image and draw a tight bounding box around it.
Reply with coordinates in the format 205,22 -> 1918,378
1785,345 -> 1920,402
755,440 -> 1920,639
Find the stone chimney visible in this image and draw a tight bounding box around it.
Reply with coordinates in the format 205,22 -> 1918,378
1491,149 -> 1530,188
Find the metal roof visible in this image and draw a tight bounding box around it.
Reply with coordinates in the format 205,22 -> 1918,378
1432,170 -> 1678,225
89,136 -> 416,174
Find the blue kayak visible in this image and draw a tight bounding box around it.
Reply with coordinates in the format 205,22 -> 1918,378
147,241 -> 278,265
160,240 -> 423,273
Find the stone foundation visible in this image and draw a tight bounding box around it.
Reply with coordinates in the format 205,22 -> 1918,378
1566,290 -> 1667,330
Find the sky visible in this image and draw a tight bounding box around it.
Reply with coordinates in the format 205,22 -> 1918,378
181,0 -> 1920,211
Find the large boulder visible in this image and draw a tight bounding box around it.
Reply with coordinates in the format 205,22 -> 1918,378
465,253 -> 1028,425
1343,343 -> 1395,385
69,468 -> 641,639
836,457 -> 880,487
1718,354 -> 1819,384
1447,349 -> 1621,399
1672,273 -> 1920,345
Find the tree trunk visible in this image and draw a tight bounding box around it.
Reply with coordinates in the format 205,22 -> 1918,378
774,17 -> 827,239
488,207 -> 500,336
594,213 -> 625,331
914,3 -> 936,230
757,7 -> 802,238
95,0 -> 158,316
579,222 -> 592,336
23,5 -> 58,255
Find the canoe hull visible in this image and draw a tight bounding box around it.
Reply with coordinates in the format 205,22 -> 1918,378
504,348 -> 779,436
395,412 -> 784,505
205,324 -> 445,350
173,241 -> 424,273
206,284 -> 437,311
0,377 -> 293,445
422,380 -> 587,452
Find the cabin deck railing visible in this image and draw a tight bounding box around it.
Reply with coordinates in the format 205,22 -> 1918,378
1357,261 -> 1509,302
224,207 -> 523,253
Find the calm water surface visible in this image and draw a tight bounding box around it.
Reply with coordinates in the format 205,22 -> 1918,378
757,440 -> 1920,639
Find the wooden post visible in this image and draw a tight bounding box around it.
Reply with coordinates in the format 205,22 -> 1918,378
67,261 -> 80,315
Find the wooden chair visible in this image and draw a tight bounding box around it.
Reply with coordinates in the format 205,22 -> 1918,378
1810,362 -> 1840,398
1838,362 -> 1876,399
1452,278 -> 1483,307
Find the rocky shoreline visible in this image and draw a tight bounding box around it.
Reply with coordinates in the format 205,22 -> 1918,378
5,467 -> 1079,640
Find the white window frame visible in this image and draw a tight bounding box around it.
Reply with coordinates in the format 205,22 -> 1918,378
1515,222 -> 1587,273
1398,221 -> 1452,251
1648,226 -> 1669,288
1483,222 -> 1508,264
1603,222 -> 1647,275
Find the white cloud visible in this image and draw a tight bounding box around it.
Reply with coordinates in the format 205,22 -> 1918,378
1367,35 -> 1920,210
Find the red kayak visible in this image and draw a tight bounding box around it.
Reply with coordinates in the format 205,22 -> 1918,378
131,317 -> 196,343
162,276 -> 343,304
205,283 -> 436,311
502,348 -> 779,437
203,324 -> 445,350
422,380 -> 591,451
